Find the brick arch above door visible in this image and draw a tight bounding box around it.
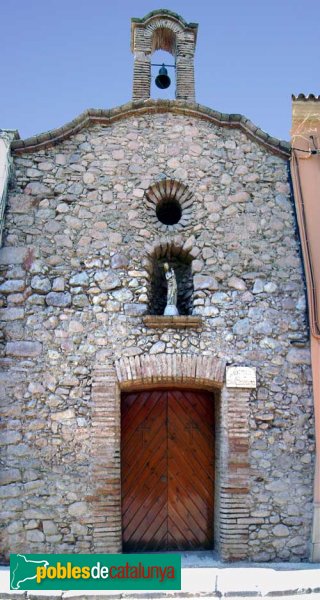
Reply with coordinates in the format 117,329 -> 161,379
114,353 -> 226,391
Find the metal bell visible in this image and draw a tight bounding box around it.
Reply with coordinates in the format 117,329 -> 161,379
155,64 -> 171,89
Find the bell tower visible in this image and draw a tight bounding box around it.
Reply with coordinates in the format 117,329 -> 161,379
131,9 -> 198,102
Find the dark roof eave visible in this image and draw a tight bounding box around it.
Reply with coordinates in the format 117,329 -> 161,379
292,94 -> 320,102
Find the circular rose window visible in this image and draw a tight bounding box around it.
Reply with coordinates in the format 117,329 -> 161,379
144,179 -> 193,231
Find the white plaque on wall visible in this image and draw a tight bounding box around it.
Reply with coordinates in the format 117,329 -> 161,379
226,366 -> 257,389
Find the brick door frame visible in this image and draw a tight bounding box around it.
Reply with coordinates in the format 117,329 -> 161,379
90,353 -> 251,560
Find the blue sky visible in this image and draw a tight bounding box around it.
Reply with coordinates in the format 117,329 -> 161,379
1,0 -> 319,141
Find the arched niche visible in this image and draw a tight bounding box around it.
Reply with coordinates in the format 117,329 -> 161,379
144,240 -> 194,316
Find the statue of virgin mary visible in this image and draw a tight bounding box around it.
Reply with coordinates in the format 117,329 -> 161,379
163,262 -> 179,316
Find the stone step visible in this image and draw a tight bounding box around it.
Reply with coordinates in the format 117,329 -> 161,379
2,593 -> 320,600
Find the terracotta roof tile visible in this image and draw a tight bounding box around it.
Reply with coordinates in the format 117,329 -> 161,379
292,94 -> 320,101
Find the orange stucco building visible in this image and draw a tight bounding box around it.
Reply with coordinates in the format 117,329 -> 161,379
291,95 -> 320,561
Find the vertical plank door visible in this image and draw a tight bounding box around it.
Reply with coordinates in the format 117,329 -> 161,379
167,390 -> 215,549
121,389 -> 214,551
121,390 -> 168,551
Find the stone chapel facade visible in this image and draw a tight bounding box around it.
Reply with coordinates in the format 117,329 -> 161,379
0,10 -> 316,562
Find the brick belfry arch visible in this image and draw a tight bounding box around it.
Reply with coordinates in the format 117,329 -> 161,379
89,353 -> 252,560
131,10 -> 198,102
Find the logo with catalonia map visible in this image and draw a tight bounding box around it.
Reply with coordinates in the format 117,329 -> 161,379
11,554 -> 49,590
10,553 -> 181,591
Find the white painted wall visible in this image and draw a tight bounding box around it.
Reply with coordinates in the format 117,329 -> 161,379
0,132 -> 16,246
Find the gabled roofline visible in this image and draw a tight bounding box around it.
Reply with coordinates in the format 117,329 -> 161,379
10,100 -> 290,158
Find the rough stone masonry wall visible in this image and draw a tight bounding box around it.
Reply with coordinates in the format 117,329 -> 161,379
0,111 -> 314,562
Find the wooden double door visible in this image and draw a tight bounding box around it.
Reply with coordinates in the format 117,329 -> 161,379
121,389 -> 215,551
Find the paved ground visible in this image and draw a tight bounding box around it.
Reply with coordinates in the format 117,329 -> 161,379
1,553 -> 320,600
